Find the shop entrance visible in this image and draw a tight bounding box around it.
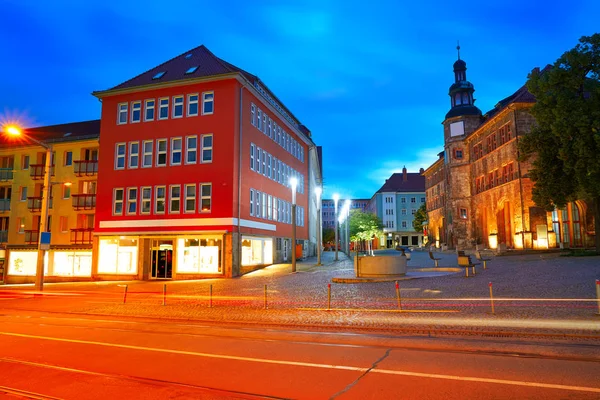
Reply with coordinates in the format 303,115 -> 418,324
151,239 -> 173,279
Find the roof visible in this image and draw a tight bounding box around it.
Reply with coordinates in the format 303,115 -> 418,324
376,173 -> 426,193
482,84 -> 536,120
106,45 -> 257,91
0,120 -> 100,147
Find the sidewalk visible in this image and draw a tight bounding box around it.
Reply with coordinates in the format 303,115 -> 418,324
1,250 -> 599,339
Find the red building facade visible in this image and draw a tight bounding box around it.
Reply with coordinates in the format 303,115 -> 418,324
92,45 -> 320,280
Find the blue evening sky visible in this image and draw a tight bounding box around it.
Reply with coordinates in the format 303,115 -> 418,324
1,0 -> 598,200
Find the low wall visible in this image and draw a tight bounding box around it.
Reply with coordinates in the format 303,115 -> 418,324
354,255 -> 407,278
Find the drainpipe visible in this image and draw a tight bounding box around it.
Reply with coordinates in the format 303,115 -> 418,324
513,106 -> 527,249
237,85 -> 243,273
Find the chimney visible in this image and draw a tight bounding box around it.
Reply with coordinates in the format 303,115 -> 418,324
419,167 -> 424,174
402,166 -> 407,182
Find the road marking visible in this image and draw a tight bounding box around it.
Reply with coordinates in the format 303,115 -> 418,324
0,384 -> 64,400
297,308 -> 459,313
1,331 -> 600,394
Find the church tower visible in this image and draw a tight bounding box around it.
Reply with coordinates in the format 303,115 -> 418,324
442,44 -> 482,249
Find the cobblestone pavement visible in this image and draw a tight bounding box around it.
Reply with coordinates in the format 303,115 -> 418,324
3,250 -> 600,336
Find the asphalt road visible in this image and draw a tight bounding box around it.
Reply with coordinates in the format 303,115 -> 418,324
0,311 -> 599,399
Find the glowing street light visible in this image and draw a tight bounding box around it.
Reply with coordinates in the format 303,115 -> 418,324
2,124 -> 52,291
314,186 -> 322,266
290,177 -> 298,273
333,193 -> 340,261
344,200 -> 351,255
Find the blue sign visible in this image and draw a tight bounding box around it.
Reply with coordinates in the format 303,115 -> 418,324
40,232 -> 51,245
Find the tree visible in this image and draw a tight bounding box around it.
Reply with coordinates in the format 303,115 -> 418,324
413,203 -> 427,233
519,34 -> 600,251
322,227 -> 335,246
348,210 -> 383,255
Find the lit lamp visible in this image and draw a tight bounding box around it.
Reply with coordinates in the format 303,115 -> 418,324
488,233 -> 498,250
3,125 -> 52,291
333,193 -> 340,261
315,186 -> 322,266
290,177 -> 298,273
344,200 -> 351,255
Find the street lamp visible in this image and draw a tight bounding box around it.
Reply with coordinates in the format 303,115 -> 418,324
315,186 -> 322,266
344,200 -> 351,255
290,177 -> 298,273
333,194 -> 339,261
3,125 -> 52,291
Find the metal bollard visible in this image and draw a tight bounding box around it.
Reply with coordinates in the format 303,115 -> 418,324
123,285 -> 128,304
489,282 -> 495,315
163,284 -> 166,306
327,283 -> 331,310
395,281 -> 402,310
209,284 -> 213,308
596,280 -> 600,315
264,284 -> 268,310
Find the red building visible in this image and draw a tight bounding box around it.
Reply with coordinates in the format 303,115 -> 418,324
91,45 -> 321,280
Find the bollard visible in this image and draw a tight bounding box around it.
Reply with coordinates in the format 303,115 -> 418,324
395,281 -> 402,310
163,284 -> 166,306
123,285 -> 128,304
210,284 -> 213,308
327,283 -> 331,310
596,280 -> 600,315
489,282 -> 495,315
264,284 -> 268,310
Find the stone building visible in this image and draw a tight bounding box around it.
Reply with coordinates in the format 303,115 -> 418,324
423,54 -> 595,251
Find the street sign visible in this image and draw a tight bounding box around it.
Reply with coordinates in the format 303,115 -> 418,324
40,232 -> 51,250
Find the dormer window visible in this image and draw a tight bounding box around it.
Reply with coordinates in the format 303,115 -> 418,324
152,71 -> 166,80
185,66 -> 198,74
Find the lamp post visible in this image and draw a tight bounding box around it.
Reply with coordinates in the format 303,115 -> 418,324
333,194 -> 339,261
3,125 -> 52,291
345,200 -> 351,255
315,186 -> 322,266
290,177 -> 298,273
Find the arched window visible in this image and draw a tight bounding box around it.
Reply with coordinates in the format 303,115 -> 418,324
462,92 -> 469,105
572,202 -> 582,246
455,93 -> 462,106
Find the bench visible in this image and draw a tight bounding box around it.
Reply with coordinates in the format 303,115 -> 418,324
475,251 -> 491,269
428,251 -> 441,267
457,255 -> 480,277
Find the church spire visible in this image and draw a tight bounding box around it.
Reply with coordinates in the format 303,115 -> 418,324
445,44 -> 482,120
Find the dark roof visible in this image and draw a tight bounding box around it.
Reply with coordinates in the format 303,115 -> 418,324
376,173 -> 425,193
453,59 -> 467,70
105,45 -> 257,91
483,84 -> 536,120
0,120 -> 100,146
445,105 -> 482,119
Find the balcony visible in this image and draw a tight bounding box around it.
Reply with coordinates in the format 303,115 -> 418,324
72,194 -> 96,210
29,164 -> 55,180
27,196 -> 53,212
25,230 -> 39,244
0,230 -> 7,243
71,228 -> 93,245
0,168 -> 13,181
74,160 -> 98,176
0,199 -> 10,212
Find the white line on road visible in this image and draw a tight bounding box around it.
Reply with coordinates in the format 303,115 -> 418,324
1,331 -> 599,394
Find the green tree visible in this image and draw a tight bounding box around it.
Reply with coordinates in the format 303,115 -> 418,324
413,203 -> 427,232
348,210 -> 383,254
519,34 -> 600,251
322,227 -> 335,246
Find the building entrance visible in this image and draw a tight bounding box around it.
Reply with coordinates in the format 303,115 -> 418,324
151,239 -> 173,279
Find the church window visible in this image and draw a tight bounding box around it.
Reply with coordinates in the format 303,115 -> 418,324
459,208 -> 468,219
462,92 -> 469,104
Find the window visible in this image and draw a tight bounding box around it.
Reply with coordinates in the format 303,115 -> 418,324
257,109 -> 262,131
159,98 -> 169,120
113,188 -> 124,215
185,184 -> 196,213
60,216 -> 69,233
250,189 -> 254,216
64,151 -> 73,166
170,185 -> 180,213
202,91 -> 214,115
156,139 -> 167,166
19,186 -> 27,201
144,99 -> 155,121
411,209 -> 417,215
200,183 -> 211,212
131,101 -> 141,123
118,103 -> 128,124
62,184 -> 70,199
153,71 -> 165,79
255,190 -> 261,217
173,95 -> 184,118
127,188 -> 137,215
411,197 -> 416,203
267,154 -> 272,179
272,196 -> 278,221
255,147 -> 261,171
459,208 -> 468,219
267,195 -> 272,220
201,134 -> 213,163
454,148 -> 463,159
401,197 -> 406,203
250,144 -> 255,171
262,192 -> 267,218
262,114 -> 267,134
401,221 -> 407,228
16,217 -> 24,233
115,143 -> 126,169
142,140 -> 153,168
170,138 -> 182,165
22,155 -> 29,170
267,119 -> 272,139
128,142 -> 139,168
421,197 -> 426,203
402,209 -> 407,215
188,94 -> 199,116
141,187 -> 151,214
155,186 -> 166,214
261,151 -> 266,175
251,104 -> 256,126
186,136 -> 197,164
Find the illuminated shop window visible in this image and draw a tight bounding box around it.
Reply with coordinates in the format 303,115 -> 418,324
8,251 -> 48,276
241,237 -> 273,266
98,238 -> 139,274
176,237 -> 222,274
51,251 -> 92,276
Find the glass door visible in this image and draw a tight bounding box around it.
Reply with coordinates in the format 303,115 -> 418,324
151,239 -> 173,279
